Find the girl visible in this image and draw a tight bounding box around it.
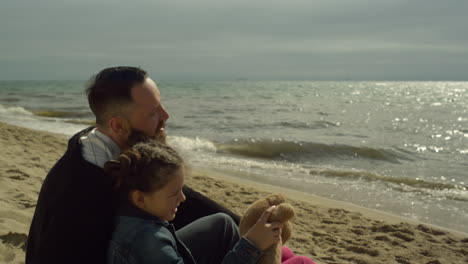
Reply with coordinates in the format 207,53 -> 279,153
105,141 -> 314,264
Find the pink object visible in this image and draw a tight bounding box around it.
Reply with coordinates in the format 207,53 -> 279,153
281,246 -> 315,264
282,246 -> 296,262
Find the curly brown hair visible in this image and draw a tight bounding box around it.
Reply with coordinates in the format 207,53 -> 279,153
104,140 -> 184,202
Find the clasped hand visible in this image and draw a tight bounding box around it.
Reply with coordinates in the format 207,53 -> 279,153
244,205 -> 283,251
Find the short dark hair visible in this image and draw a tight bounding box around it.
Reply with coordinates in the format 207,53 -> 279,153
104,140 -> 184,202
86,66 -> 148,126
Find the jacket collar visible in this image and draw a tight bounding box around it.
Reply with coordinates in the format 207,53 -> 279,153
69,126 -> 97,156
79,127 -> 121,168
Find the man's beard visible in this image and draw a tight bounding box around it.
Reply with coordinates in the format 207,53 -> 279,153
127,127 -> 166,148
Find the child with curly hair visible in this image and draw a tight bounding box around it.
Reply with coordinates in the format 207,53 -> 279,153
105,140 -> 288,264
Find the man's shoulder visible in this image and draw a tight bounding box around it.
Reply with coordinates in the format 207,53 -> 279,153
50,126 -> 101,172
66,126 -> 97,154
37,127 -> 108,209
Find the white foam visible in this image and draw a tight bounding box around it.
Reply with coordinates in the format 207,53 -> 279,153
0,104 -> 86,136
0,104 -> 33,116
168,135 -> 217,153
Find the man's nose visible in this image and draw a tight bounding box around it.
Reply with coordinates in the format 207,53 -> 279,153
180,191 -> 186,203
159,105 -> 170,121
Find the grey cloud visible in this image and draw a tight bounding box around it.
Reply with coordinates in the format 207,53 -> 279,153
1,0 -> 467,80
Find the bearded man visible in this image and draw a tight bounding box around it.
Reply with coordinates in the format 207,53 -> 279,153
26,66 -> 239,264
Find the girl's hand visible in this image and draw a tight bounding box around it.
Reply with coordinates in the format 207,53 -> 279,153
244,205 -> 282,251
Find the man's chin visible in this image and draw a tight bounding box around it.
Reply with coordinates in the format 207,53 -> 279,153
127,128 -> 167,148
154,130 -> 167,144
166,213 -> 176,222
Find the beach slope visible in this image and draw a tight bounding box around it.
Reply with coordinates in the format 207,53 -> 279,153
0,122 -> 467,264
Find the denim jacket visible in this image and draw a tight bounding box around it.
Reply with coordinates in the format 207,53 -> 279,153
107,204 -> 262,264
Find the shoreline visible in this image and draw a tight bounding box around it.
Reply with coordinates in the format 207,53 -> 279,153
1,121 -> 467,263
193,167 -> 468,238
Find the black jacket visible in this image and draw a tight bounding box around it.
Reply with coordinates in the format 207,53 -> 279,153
26,127 -> 115,264
26,127 -> 240,264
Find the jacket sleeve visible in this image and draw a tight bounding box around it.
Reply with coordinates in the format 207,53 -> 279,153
26,129 -> 115,264
133,228 -> 185,264
132,228 -> 261,264
38,188 -> 113,264
172,185 -> 240,230
222,237 -> 263,264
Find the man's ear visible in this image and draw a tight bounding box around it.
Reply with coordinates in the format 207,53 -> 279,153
108,116 -> 131,137
130,190 -> 147,210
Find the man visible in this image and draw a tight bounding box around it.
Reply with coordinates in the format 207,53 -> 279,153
26,66 -> 239,264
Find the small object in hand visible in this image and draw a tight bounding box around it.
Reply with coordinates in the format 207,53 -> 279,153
239,193 -> 295,264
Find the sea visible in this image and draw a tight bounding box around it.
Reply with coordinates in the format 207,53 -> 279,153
1,80 -> 467,233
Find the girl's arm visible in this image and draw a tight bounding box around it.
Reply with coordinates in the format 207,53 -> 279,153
132,226 -> 188,264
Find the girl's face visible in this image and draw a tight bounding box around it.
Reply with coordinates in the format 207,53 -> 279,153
138,168 -> 186,221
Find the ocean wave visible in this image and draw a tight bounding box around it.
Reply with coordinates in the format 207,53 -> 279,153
310,168 -> 459,190
391,185 -> 468,202
0,104 -> 34,116
65,119 -> 95,126
275,120 -> 338,129
168,135 -> 217,153
166,123 -> 191,130
29,93 -> 57,99
309,167 -> 468,201
0,98 -> 21,103
0,105 -> 92,120
166,136 -> 310,177
33,110 -> 91,118
215,139 -> 412,163
165,135 -> 467,202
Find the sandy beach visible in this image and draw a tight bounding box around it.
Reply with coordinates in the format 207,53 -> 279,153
0,121 -> 467,264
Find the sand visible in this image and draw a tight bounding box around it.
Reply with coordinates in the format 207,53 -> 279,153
0,121 -> 467,264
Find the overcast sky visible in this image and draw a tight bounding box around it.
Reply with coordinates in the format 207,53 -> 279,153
1,0 -> 467,80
